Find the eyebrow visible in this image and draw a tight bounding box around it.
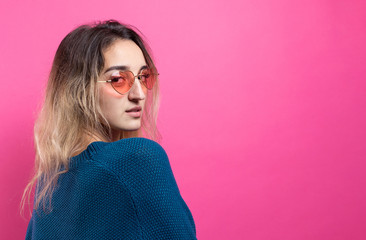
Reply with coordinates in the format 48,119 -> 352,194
104,65 -> 148,74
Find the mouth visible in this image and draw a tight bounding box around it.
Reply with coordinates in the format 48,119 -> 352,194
125,106 -> 142,118
126,106 -> 142,112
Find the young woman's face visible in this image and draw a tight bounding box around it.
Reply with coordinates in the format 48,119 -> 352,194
98,39 -> 147,136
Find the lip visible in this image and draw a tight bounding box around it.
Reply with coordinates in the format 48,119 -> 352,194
126,106 -> 142,112
126,106 -> 142,118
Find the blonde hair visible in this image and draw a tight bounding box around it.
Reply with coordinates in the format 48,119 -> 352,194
21,20 -> 161,215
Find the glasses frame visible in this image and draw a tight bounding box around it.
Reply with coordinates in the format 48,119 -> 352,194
97,70 -> 159,95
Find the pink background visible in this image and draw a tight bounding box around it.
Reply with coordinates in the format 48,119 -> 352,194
1,0 -> 365,239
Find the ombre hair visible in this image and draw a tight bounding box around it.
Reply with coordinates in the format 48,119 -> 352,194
21,20 -> 161,214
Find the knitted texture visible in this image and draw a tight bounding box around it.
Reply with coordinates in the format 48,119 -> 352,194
25,138 -> 197,240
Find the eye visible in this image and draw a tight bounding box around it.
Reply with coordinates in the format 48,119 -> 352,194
138,74 -> 149,81
110,76 -> 128,87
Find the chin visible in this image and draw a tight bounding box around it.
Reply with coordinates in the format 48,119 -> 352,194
124,127 -> 141,131
119,122 -> 142,131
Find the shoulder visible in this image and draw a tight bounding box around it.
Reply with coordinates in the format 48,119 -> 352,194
98,137 -> 168,163
111,137 -> 167,159
89,138 -> 172,179
88,137 -> 180,196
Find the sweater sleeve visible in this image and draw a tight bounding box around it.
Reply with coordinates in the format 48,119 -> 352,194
95,138 -> 197,240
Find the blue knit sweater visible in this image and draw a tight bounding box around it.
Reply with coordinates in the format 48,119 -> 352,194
25,138 -> 197,239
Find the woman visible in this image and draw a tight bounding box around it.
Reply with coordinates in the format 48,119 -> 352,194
22,20 -> 197,239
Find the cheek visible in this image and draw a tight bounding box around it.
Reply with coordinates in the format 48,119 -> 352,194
100,83 -> 122,98
99,86 -> 127,117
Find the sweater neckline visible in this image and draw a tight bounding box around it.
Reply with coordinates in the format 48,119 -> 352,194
69,141 -> 109,168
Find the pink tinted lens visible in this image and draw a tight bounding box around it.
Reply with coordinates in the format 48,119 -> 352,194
111,71 -> 134,94
140,69 -> 156,90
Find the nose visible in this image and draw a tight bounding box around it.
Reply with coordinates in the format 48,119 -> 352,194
128,77 -> 146,101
